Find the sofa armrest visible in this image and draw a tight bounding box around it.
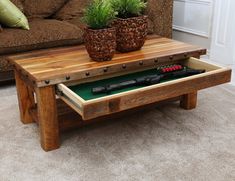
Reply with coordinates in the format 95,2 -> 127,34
146,0 -> 173,38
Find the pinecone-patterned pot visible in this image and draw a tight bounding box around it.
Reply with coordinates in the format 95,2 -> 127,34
84,27 -> 116,62
112,15 -> 148,52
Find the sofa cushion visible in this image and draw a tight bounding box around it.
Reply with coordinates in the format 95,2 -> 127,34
148,19 -> 154,34
55,0 -> 154,34
23,0 -> 67,18
0,56 -> 12,72
0,19 -> 83,55
146,0 -> 173,38
11,0 -> 24,12
62,15 -> 154,35
54,0 -> 91,21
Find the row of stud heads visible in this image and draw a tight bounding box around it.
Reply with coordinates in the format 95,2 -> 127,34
44,52 -> 203,84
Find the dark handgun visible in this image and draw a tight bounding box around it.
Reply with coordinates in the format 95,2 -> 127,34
92,65 -> 205,94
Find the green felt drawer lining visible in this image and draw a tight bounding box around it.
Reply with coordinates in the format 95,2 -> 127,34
69,68 -> 182,101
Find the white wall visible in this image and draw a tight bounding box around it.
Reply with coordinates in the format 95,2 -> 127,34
173,0 -> 235,65
234,44 -> 235,65
172,31 -> 211,51
173,0 -> 214,55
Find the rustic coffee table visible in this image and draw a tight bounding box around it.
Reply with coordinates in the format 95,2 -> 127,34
8,36 -> 231,151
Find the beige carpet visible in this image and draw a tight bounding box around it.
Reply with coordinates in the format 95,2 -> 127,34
0,84 -> 235,181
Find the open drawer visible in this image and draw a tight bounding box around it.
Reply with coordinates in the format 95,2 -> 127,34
57,57 -> 231,120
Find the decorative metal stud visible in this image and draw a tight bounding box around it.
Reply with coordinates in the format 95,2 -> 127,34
122,64 -> 126,69
139,61 -> 143,66
154,59 -> 159,63
169,56 -> 174,60
66,76 -> 70,80
103,67 -> 108,73
184,53 -> 188,58
85,72 -> 90,76
45,80 -> 50,84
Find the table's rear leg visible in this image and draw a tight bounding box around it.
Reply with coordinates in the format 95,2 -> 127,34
15,70 -> 35,124
36,86 -> 60,151
180,91 -> 197,110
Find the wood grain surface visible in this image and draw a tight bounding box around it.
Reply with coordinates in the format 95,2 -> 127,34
29,97 -> 182,132
9,35 -> 232,151
8,36 -> 206,87
180,92 -> 198,110
15,70 -> 35,124
57,58 -> 231,120
36,86 -> 60,151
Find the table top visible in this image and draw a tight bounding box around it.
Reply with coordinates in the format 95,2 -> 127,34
8,35 -> 206,87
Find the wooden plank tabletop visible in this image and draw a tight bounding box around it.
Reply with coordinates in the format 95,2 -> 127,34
8,36 -> 206,87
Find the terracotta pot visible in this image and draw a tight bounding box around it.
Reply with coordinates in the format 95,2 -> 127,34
84,27 -> 116,62
112,15 -> 148,52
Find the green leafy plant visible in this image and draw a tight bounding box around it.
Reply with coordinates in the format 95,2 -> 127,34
83,0 -> 117,29
111,0 -> 147,19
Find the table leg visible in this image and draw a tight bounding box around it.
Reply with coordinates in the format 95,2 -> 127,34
180,92 -> 197,110
15,70 -> 35,124
180,54 -> 200,110
36,86 -> 60,151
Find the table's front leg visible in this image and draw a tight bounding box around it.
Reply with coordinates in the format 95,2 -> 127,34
36,86 -> 60,151
15,70 -> 35,124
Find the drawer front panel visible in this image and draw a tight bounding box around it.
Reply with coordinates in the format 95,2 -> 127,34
57,58 -> 232,120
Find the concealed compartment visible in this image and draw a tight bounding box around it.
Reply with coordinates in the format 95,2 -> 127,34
57,57 -> 231,120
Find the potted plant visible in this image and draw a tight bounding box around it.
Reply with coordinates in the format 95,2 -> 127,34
83,0 -> 117,61
111,0 -> 148,52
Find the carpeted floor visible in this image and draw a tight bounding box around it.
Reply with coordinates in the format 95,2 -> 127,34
0,84 -> 235,181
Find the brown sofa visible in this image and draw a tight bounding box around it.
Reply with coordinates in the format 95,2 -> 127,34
0,0 -> 173,82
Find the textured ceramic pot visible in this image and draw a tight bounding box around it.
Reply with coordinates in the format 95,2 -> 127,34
112,15 -> 148,52
84,27 -> 116,62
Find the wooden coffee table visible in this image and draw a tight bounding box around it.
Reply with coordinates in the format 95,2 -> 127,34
8,36 -> 231,151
